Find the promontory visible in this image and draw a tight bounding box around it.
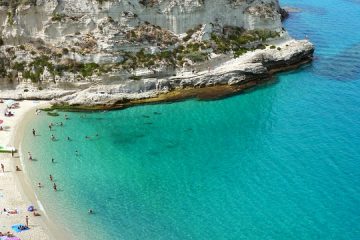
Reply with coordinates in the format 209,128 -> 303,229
0,0 -> 314,109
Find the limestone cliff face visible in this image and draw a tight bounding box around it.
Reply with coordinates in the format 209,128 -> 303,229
0,0 -> 314,107
0,0 -> 283,42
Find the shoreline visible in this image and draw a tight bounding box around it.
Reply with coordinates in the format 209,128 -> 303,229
0,100 -> 69,240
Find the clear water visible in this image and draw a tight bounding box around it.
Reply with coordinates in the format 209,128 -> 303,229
22,0 -> 360,239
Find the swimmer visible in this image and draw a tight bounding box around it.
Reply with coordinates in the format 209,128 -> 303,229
88,209 -> 93,214
37,182 -> 42,188
48,124 -> 52,131
67,136 -> 71,141
49,174 -> 53,181
51,158 -> 55,163
51,134 -> 55,141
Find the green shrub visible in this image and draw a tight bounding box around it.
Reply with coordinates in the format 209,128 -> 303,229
234,48 -> 248,58
270,45 -> 276,49
62,48 -> 69,54
78,63 -> 99,77
129,75 -> 141,80
51,13 -> 66,22
13,61 -> 26,71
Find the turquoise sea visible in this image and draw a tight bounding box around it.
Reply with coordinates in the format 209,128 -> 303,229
22,0 -> 360,239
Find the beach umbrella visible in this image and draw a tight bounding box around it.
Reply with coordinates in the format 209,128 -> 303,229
4,100 -> 15,107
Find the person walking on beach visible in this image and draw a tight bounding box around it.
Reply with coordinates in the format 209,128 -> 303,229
53,183 -> 57,191
32,129 -> 36,136
49,174 -> 53,181
1,163 -> 4,172
25,216 -> 29,227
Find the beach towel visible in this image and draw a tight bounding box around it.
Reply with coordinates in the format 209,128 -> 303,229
11,224 -> 29,233
0,237 -> 21,240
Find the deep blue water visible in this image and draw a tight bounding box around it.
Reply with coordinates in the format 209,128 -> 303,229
22,0 -> 360,239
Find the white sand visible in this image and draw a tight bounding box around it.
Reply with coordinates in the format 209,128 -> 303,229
0,100 -> 59,240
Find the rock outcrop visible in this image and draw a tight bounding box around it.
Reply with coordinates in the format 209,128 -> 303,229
0,0 -> 314,108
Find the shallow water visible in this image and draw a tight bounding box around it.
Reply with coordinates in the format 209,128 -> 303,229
22,0 -> 360,239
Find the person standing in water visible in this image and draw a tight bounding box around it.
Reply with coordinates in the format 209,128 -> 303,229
49,174 -> 53,181
51,158 -> 54,163
32,129 -> 36,136
53,183 -> 57,191
48,124 -> 52,131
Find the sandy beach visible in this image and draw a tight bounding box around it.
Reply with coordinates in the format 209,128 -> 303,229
0,100 -> 59,240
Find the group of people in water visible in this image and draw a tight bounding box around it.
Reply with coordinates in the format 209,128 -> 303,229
28,113 -> 98,213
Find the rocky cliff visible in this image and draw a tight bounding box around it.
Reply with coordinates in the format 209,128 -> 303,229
0,0 -> 314,108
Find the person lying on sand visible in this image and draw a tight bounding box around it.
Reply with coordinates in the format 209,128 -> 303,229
6,209 -> 18,214
33,211 -> 41,216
